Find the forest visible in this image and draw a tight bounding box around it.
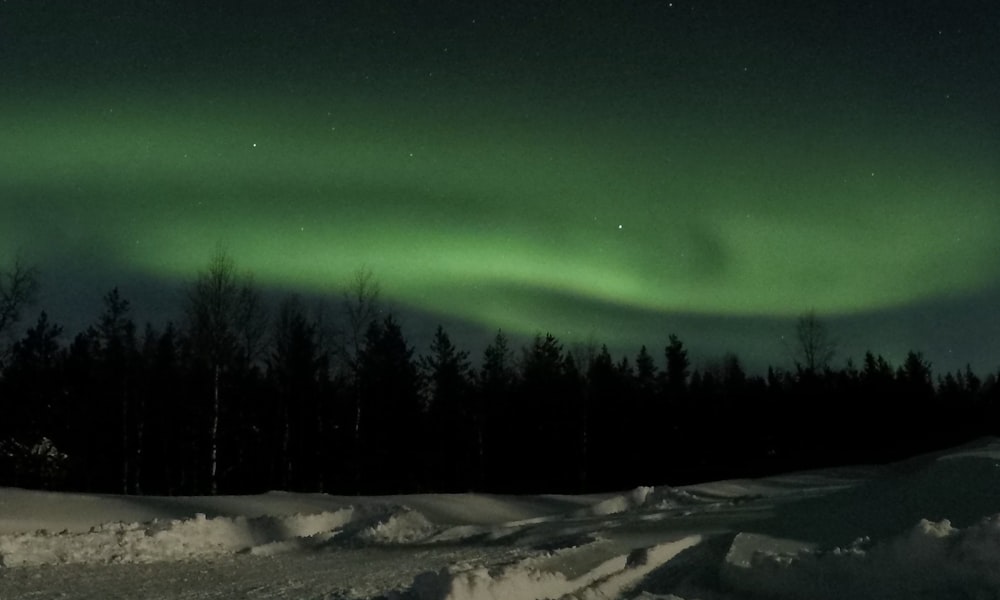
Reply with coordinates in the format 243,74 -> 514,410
0,252 -> 997,496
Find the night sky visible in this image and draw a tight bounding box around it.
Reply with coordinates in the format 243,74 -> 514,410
3,1 -> 999,372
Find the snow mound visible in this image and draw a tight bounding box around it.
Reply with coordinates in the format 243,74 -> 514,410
407,536 -> 702,600
577,486 -> 711,518
358,506 -> 436,544
0,508 -> 355,567
580,486 -> 654,516
0,504 -> 438,567
724,514 -> 1000,599
647,486 -> 713,509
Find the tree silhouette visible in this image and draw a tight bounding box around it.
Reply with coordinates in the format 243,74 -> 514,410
342,267 -> 381,367
0,312 -> 66,489
794,310 -> 836,374
268,295 -> 327,491
3,312 -> 63,434
664,334 -> 689,394
185,248 -> 266,494
420,325 -> 473,490
2,251 -> 998,496
584,345 -> 624,488
341,267 -> 381,489
477,330 -> 515,488
632,345 -> 661,478
898,351 -> 933,395
354,315 -> 421,493
138,322 -> 185,494
0,257 -> 39,357
635,345 -> 657,390
518,333 -> 583,491
91,288 -> 140,494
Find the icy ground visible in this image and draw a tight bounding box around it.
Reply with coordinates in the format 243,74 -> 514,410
2,439 -> 1000,599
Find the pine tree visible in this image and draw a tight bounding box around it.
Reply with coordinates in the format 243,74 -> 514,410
139,323 -> 184,494
420,325 -> 472,490
269,295 -> 326,491
585,345 -> 619,488
518,333 -> 582,491
92,288 -> 140,494
635,345 -> 657,390
354,315 -> 421,493
0,312 -> 66,489
477,330 -> 515,490
3,312 -> 64,440
664,334 -> 690,393
897,351 -> 935,454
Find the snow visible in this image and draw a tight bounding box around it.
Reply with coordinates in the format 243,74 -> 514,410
0,438 -> 999,599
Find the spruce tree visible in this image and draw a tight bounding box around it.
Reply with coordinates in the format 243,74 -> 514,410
420,325 -> 472,490
355,315 -> 421,493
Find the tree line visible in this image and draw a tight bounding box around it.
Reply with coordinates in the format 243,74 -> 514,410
0,252 -> 998,495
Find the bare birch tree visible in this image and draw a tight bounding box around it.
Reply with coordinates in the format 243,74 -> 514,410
795,309 -> 836,374
185,248 -> 266,494
0,257 -> 40,353
341,267 -> 380,492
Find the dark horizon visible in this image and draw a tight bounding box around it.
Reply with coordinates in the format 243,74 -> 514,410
15,262 -> 1000,377
2,255 -> 997,497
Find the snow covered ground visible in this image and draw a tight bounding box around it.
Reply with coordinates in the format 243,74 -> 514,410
2,438 -> 1000,599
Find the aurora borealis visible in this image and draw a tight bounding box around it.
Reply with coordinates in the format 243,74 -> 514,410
3,2 -> 999,370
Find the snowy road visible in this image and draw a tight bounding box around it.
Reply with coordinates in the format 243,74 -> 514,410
0,545 -> 520,599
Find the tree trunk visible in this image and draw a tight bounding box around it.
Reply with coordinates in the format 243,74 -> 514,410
282,402 -> 291,489
211,363 -> 220,495
134,392 -> 144,495
352,393 -> 362,494
315,398 -> 324,493
121,381 -> 129,495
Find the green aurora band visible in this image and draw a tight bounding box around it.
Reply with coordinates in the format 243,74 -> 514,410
3,85 -> 998,342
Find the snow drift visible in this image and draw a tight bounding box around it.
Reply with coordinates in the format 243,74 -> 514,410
1,438 -> 999,599
0,504 -> 440,567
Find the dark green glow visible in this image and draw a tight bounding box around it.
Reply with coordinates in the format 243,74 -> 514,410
2,82 -> 998,341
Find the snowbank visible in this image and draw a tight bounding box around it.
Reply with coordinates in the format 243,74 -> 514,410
724,515 -> 1000,599
2,438 -> 1000,599
0,504 -> 440,567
